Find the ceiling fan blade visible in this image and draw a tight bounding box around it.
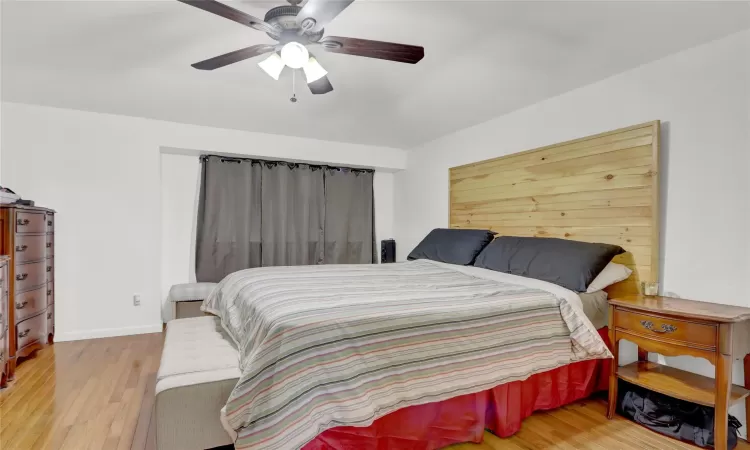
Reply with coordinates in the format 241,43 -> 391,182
308,75 -> 334,95
319,36 -> 424,64
177,0 -> 279,35
296,0 -> 354,33
192,45 -> 276,70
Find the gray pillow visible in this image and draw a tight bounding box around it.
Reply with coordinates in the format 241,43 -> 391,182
407,228 -> 496,265
473,236 -> 625,292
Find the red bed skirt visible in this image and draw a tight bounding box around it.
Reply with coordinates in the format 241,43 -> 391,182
303,328 -> 611,450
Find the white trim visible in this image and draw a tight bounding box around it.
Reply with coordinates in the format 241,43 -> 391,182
56,323 -> 164,342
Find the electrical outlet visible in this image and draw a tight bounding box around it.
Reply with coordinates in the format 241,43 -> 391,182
133,294 -> 141,306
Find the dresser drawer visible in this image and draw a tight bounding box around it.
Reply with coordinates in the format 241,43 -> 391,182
46,258 -> 54,282
14,234 -> 47,263
47,305 -> 54,337
15,260 -> 47,292
16,211 -> 46,234
0,292 -> 5,330
46,213 -> 54,233
46,234 -> 54,257
47,282 -> 54,306
0,335 -> 6,366
614,308 -> 717,349
0,281 -> 6,329
15,287 -> 46,323
16,312 -> 46,350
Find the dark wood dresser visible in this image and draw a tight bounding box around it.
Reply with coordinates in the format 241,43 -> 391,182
0,205 -> 55,384
1,256 -> 9,388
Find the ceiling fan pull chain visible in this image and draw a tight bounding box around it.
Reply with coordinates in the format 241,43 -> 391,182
290,69 -> 298,103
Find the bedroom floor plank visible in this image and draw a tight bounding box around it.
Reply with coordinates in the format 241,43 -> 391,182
1,333 -> 747,450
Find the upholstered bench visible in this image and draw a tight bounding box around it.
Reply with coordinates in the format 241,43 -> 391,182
167,283 -> 217,320
155,316 -> 240,450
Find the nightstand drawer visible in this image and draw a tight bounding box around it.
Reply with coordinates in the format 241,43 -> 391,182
614,309 -> 716,349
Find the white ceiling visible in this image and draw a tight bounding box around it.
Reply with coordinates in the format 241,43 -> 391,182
2,1 -> 749,148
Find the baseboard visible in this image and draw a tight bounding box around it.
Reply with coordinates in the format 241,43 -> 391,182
56,323 -> 164,342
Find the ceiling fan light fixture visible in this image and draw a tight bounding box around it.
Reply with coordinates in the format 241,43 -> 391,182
280,42 -> 310,69
258,53 -> 285,80
303,57 -> 327,83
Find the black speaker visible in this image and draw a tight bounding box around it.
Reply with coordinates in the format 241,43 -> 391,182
381,239 -> 396,263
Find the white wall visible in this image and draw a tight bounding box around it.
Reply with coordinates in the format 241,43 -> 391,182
159,154 -> 396,321
1,102 -> 406,341
160,153 -> 200,321
395,30 -> 750,435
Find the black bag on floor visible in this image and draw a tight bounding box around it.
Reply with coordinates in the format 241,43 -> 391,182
618,382 -> 742,449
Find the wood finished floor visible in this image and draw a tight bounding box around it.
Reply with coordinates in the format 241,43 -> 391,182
1,334 -> 748,450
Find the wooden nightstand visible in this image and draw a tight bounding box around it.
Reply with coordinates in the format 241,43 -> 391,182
607,295 -> 750,450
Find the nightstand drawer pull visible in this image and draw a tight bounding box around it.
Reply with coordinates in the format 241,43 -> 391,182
640,320 -> 677,334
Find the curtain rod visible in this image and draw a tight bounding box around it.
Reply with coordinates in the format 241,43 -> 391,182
199,154 -> 374,174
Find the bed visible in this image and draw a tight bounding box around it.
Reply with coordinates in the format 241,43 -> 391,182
159,121 -> 660,450
202,260 -> 612,450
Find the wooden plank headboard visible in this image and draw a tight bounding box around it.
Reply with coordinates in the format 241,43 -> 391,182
449,121 -> 660,297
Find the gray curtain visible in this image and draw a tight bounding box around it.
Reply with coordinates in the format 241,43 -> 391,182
261,163 -> 325,266
196,156 -> 262,282
324,169 -> 374,264
195,156 -> 374,282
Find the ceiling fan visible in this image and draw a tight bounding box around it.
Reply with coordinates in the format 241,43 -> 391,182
178,0 -> 425,96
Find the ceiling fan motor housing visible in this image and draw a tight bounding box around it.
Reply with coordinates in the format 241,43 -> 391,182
264,6 -> 324,42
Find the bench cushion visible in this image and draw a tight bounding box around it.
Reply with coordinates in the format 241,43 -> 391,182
167,283 -> 218,303
156,316 -> 239,395
155,317 -> 240,450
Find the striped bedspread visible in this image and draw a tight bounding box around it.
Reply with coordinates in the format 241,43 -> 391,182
202,260 -> 611,450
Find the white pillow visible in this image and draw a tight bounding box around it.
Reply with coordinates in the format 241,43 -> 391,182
586,262 -> 633,293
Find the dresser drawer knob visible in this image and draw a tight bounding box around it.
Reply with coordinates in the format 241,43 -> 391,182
16,273 -> 28,281
47,311 -> 52,319
47,289 -> 53,296
46,266 -> 52,273
15,244 -> 28,252
15,300 -> 29,309
47,220 -> 53,226
17,218 -> 30,226
19,329 -> 31,338
46,242 -> 52,248
640,320 -> 677,334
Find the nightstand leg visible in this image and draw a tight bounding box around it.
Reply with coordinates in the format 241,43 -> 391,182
607,305 -> 618,419
714,353 -> 731,450
637,347 -> 648,362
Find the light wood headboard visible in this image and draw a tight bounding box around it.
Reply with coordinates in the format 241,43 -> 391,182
449,121 -> 660,297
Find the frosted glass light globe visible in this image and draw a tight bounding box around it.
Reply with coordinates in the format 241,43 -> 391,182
280,42 -> 310,69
